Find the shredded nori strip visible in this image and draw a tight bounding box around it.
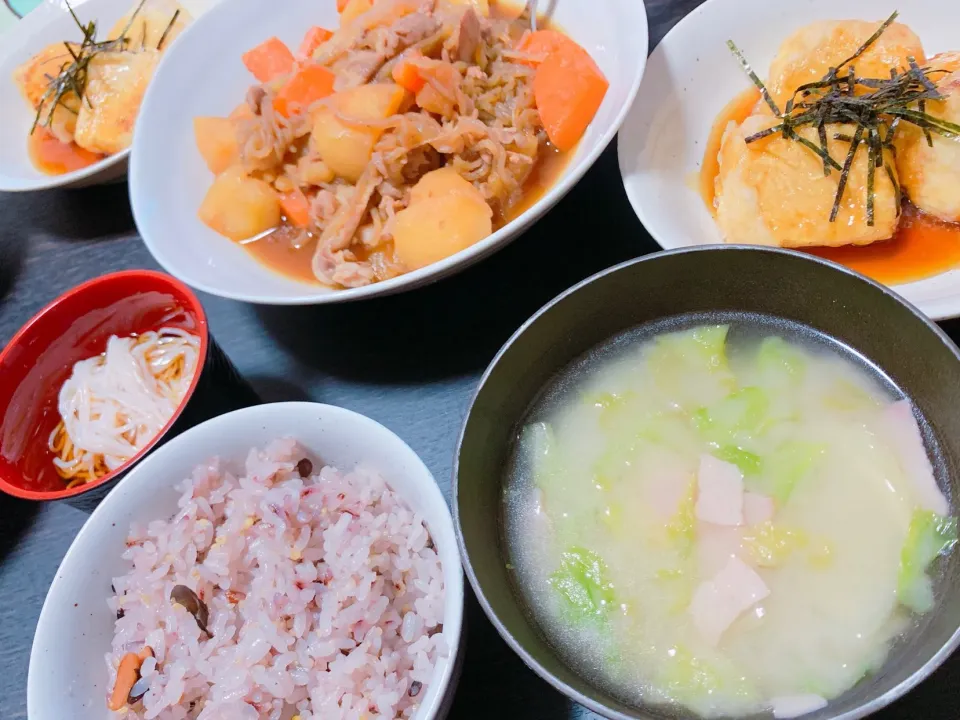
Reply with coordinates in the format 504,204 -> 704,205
30,0 -> 177,134
830,125 -> 864,223
156,9 -> 180,51
726,10 -> 960,224
727,40 -> 781,117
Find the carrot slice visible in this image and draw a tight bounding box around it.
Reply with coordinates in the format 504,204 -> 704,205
392,50 -> 427,93
278,187 -> 312,227
298,26 -> 334,59
272,64 -> 337,117
533,43 -> 608,151
514,29 -> 579,67
336,0 -> 349,11
107,647 -> 153,711
242,37 -> 295,83
414,61 -> 460,115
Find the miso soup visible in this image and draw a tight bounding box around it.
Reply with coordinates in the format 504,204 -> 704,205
503,316 -> 956,718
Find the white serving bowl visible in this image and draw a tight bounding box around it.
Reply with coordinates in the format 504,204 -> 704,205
618,0 -> 960,321
129,0 -> 649,304
28,402 -> 464,720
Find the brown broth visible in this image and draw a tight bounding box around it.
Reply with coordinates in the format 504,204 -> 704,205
245,231 -> 319,286
701,88 -> 960,285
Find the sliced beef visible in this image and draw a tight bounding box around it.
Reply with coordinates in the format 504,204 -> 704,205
332,50 -> 388,91
449,8 -> 481,62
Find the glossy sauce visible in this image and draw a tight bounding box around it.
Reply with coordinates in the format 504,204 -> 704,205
28,127 -> 103,175
700,89 -> 960,284
809,204 -> 960,285
699,88 -> 761,211
246,230 -> 319,286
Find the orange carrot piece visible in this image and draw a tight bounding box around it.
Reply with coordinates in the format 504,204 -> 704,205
336,0 -> 349,11
392,50 -> 427,93
278,188 -> 312,227
272,64 -> 337,117
108,647 -> 153,711
533,43 -> 608,151
241,37 -> 295,83
414,61 -> 460,115
514,29 -> 579,67
298,26 -> 334,59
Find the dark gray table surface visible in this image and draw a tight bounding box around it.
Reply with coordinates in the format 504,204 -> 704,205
3,1 -> 960,718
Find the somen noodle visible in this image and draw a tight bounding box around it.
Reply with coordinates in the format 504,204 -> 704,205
48,327 -> 201,487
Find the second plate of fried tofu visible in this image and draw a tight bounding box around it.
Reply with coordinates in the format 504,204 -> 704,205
619,0 -> 960,320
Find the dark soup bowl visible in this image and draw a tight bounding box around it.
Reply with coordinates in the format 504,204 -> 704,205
0,270 -> 259,511
455,246 -> 960,720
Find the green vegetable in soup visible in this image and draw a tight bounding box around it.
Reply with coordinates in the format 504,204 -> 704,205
648,325 -> 736,407
666,479 -> 697,556
584,390 -> 636,430
550,547 -> 615,621
660,645 -> 760,707
746,440 -> 826,503
694,386 -> 770,446
522,422 -> 562,489
824,378 -> 882,412
714,445 -> 763,476
898,510 -> 958,613
756,336 -> 806,385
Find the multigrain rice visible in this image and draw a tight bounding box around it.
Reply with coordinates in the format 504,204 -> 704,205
107,438 -> 446,719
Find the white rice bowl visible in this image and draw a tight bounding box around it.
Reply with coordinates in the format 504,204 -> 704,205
28,403 -> 463,720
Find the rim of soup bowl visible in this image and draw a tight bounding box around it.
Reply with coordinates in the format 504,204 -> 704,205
453,244 -> 960,720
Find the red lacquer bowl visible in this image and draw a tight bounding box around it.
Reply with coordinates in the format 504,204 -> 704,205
0,270 -> 257,507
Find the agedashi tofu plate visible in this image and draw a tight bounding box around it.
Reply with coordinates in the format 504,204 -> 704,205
0,0 -> 207,191
619,0 -> 960,321
130,0 -> 649,304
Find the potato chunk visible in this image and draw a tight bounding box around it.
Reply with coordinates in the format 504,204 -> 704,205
194,117 -> 240,174
392,192 -> 492,270
340,0 -> 375,25
409,167 -> 485,205
309,83 -> 407,182
13,43 -> 81,143
74,49 -> 160,155
715,114 -> 900,248
199,166 -> 281,241
896,52 -> 960,222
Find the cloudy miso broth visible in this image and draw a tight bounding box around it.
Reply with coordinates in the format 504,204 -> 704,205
502,314 -> 956,718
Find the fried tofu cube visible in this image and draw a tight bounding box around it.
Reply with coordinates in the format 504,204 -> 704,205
12,43 -> 81,143
715,114 -> 900,248
896,52 -> 960,222
74,49 -> 160,155
108,0 -> 191,51
767,19 -> 926,110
